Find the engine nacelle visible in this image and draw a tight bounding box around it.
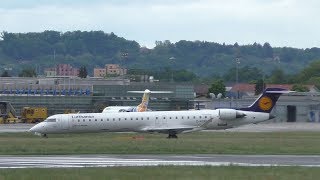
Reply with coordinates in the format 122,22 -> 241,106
218,109 -> 246,120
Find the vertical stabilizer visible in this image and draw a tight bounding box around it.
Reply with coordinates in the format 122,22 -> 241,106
240,88 -> 291,113
135,89 -> 151,112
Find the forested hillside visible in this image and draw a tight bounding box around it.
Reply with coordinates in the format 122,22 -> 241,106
1,31 -> 320,79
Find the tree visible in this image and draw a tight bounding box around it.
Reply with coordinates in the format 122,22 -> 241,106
269,68 -> 286,84
223,66 -> 263,83
1,71 -> 10,77
263,42 -> 273,58
173,70 -> 197,82
296,60 -> 320,83
18,68 -> 36,77
208,79 -> 226,98
291,84 -> 309,92
255,79 -> 265,95
78,66 -> 87,78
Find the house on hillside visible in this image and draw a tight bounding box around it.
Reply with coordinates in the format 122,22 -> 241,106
227,83 -> 255,98
265,84 -> 319,93
193,84 -> 209,98
227,83 -> 319,98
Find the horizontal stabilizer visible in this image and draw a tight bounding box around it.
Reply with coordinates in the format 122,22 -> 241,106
128,89 -> 173,94
265,90 -> 295,94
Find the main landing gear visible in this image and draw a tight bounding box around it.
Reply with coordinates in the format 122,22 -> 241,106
167,132 -> 178,139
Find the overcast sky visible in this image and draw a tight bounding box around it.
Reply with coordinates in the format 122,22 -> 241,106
0,0 -> 319,49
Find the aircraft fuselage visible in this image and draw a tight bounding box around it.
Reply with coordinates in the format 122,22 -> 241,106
30,109 -> 270,134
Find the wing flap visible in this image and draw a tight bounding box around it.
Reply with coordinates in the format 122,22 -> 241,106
141,119 -> 213,134
141,125 -> 197,134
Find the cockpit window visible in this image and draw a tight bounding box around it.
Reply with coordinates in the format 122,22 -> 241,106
44,118 -> 56,122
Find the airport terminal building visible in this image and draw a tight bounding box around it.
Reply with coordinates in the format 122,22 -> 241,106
0,77 -> 194,116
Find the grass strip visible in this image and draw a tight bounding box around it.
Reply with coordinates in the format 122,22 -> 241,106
1,166 -> 320,180
0,131 -> 320,155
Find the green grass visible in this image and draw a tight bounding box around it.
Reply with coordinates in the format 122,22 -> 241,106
1,131 -> 320,155
0,166 -> 320,180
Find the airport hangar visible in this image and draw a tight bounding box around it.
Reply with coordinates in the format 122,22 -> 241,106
1,77 -> 320,123
207,92 -> 320,123
0,77 -> 194,116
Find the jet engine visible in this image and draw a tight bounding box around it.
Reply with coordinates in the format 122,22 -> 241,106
218,109 -> 246,120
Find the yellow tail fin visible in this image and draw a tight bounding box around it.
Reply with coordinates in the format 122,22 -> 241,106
136,89 -> 150,112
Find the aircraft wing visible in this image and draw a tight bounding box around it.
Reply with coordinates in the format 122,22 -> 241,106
140,118 -> 212,134
141,125 -> 203,134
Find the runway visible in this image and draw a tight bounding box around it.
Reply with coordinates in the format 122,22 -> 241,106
0,124 -> 33,133
1,123 -> 320,169
1,154 -> 320,168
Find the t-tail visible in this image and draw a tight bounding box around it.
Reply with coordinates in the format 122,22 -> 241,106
136,89 -> 151,112
240,88 -> 292,113
128,89 -> 173,112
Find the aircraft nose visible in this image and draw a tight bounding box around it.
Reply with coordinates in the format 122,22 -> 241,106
29,123 -> 43,133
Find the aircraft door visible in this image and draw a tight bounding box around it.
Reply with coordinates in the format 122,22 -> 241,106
155,115 -> 167,128
155,115 -> 160,127
60,115 -> 70,130
161,115 -> 168,127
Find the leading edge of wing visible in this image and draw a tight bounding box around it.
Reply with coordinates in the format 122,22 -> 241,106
141,125 -> 197,134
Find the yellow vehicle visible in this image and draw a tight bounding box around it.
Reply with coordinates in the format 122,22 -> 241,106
21,107 -> 48,123
0,101 -> 19,124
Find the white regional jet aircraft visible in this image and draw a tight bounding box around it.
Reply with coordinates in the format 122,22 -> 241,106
102,89 -> 171,113
29,88 -> 290,138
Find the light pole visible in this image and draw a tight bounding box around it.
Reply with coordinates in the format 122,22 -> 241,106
262,72 -> 265,91
235,58 -> 240,99
169,57 -> 176,82
120,52 -> 128,83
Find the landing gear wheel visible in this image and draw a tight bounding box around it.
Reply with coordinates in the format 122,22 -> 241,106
167,133 -> 178,139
